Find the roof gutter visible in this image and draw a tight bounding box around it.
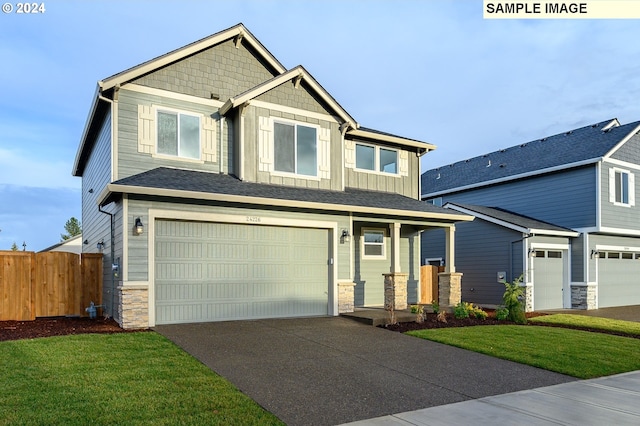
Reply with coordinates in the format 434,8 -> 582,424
99,183 -> 474,223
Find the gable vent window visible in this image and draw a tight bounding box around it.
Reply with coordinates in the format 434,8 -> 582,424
355,143 -> 398,174
274,122 -> 317,176
157,111 -> 200,159
609,167 -> 635,207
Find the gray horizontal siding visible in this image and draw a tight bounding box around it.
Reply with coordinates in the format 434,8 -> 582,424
437,166 -> 597,229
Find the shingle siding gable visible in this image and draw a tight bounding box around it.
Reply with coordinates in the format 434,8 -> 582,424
610,133 -> 640,164
132,39 -> 277,100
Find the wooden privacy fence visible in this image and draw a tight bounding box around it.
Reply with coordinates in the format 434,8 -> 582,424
419,265 -> 445,304
0,251 -> 102,321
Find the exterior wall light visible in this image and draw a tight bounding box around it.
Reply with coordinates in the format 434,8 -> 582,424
590,249 -> 599,259
96,240 -> 105,251
135,218 -> 144,235
528,248 -> 537,257
340,229 -> 350,243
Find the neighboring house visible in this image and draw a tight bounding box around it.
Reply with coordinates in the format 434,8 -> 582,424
39,234 -> 83,255
73,24 -> 471,329
421,118 -> 640,311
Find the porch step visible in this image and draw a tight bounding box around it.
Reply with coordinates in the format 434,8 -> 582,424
341,308 -> 417,326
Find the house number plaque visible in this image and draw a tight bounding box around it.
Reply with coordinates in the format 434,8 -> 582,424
246,216 -> 261,223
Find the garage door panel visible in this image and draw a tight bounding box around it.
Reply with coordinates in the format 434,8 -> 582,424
598,255 -> 640,308
155,220 -> 329,325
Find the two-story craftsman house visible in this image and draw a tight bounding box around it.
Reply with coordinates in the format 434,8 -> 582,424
421,119 -> 640,312
73,24 -> 471,328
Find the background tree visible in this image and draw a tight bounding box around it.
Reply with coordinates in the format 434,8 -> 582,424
10,242 -> 18,251
61,217 -> 82,241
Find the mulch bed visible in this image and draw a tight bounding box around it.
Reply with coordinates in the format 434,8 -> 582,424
0,317 -> 145,342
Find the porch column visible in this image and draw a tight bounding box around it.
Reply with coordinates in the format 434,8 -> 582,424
384,223 -> 407,311
439,225 -> 462,309
390,222 -> 401,273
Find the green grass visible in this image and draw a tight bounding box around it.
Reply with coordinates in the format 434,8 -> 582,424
407,324 -> 640,379
0,333 -> 283,426
529,314 -> 640,337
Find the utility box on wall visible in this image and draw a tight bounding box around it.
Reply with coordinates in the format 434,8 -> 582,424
497,271 -> 506,283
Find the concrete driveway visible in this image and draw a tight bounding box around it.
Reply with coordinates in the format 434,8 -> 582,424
155,317 -> 573,426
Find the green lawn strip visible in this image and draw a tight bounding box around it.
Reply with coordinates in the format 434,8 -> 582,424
0,333 -> 283,426
529,314 -> 640,337
407,325 -> 640,379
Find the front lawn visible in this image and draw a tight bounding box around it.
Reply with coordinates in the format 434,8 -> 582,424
529,313 -> 640,337
407,321 -> 640,379
0,333 -> 283,425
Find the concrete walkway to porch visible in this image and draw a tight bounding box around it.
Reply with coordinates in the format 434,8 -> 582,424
340,307 -> 418,326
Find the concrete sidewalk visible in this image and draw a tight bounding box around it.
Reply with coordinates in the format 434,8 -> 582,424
340,370 -> 640,425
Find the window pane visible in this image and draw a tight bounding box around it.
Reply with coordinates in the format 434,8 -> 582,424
364,231 -> 384,244
296,125 -> 317,176
158,112 -> 178,156
547,251 -> 562,259
615,171 -> 629,204
274,123 -> 295,173
364,245 -> 383,256
180,114 -> 200,159
356,144 -> 375,170
379,148 -> 397,173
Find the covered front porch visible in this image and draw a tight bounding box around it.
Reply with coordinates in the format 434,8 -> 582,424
338,217 -> 467,317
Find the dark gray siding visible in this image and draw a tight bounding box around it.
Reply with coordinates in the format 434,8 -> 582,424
421,220 -> 523,306
432,166 -> 597,229
600,162 -> 640,229
610,133 -> 640,164
132,39 -> 277,101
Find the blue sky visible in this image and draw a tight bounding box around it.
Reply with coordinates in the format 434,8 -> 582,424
1,0 -> 640,250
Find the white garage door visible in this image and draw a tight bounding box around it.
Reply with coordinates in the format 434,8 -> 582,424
533,250 -> 564,310
155,220 -> 329,325
598,251 -> 640,308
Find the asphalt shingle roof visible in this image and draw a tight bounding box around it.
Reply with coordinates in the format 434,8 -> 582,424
110,167 -> 462,218
422,119 -> 640,196
445,203 -> 576,234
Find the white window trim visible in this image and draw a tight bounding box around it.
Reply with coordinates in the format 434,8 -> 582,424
354,142 -> 400,177
609,167 -> 635,207
271,118 -> 321,180
362,228 -> 387,260
154,106 -> 204,162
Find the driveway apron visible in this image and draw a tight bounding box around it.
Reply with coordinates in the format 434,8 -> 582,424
155,317 -> 574,426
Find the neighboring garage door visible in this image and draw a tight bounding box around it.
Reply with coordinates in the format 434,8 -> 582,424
598,251 -> 640,308
155,220 -> 329,325
533,250 -> 564,310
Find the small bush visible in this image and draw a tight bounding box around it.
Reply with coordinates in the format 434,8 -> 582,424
431,300 -> 440,314
503,276 -> 527,324
436,310 -> 448,323
473,308 -> 488,320
454,302 -> 470,319
496,307 -> 509,320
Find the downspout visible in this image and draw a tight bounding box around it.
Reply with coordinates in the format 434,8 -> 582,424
99,204 -> 116,319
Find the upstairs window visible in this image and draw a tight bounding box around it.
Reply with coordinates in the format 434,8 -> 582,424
355,143 -> 398,174
157,110 -> 200,159
609,167 -> 635,207
274,122 -> 317,176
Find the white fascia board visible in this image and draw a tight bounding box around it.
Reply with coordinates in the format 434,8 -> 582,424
603,123 -> 640,162
444,203 -> 578,237
101,183 -> 474,223
100,25 -> 286,91
73,85 -> 101,176
421,157 -> 601,199
602,157 -> 640,172
348,129 -> 436,152
597,227 -> 640,237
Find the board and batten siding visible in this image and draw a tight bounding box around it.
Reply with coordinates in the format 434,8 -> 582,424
125,195 -> 352,283
437,166 -> 597,230
249,106 -> 341,191
131,39 -> 277,102
116,88 -> 227,180
599,162 -> 640,230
